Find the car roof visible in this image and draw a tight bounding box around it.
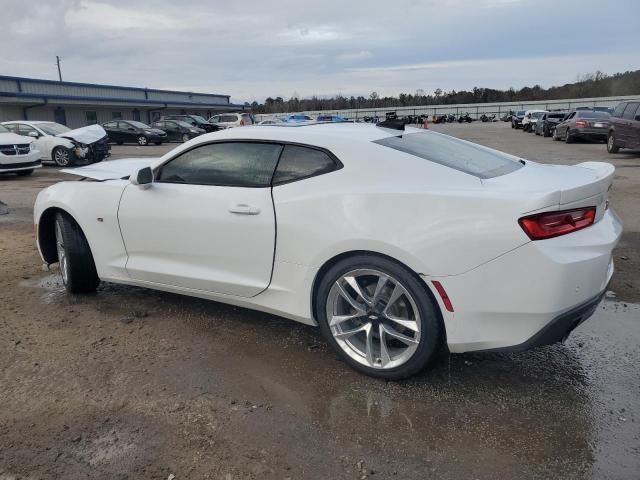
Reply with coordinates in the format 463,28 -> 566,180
196,122 -> 402,147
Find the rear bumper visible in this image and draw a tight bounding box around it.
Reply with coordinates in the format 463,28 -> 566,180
437,208 -> 622,353
574,127 -> 608,139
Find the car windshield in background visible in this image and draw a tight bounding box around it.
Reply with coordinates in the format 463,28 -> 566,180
175,121 -> 194,128
549,113 -> 566,119
577,111 -> 610,119
127,121 -> 150,128
516,110 -> 526,116
0,124 -> 8,133
531,112 -> 545,118
36,122 -> 71,135
190,116 -> 208,123
374,132 -> 522,179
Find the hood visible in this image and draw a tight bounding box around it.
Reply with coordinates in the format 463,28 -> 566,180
61,157 -> 159,180
58,124 -> 107,144
0,132 -> 34,145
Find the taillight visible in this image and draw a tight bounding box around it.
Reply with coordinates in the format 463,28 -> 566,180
519,207 -> 596,240
575,119 -> 589,128
240,119 -> 245,126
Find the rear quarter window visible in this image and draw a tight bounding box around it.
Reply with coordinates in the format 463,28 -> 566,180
373,132 -> 523,179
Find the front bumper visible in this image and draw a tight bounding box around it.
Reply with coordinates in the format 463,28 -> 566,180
0,147 -> 42,172
436,208 -> 622,353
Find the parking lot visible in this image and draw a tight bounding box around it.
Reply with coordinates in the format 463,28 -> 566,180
1,122 -> 639,479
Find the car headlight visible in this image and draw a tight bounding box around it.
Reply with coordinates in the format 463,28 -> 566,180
190,128 -> 199,133
30,142 -> 36,151
144,130 -> 155,134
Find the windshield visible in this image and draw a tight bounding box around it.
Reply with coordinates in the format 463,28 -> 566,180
374,131 -> 522,179
516,110 -> 526,116
189,115 -> 208,123
0,125 -> 8,133
531,112 -> 545,119
127,121 -> 151,129
548,113 -> 566,119
36,122 -> 71,136
175,121 -> 194,128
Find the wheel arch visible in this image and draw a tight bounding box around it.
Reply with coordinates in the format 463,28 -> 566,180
310,249 -> 447,343
37,207 -> 83,265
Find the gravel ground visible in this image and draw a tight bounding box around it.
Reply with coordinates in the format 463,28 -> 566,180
0,123 -> 639,479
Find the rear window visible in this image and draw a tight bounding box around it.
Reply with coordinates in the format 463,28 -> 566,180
373,132 -> 522,179
576,111 -> 610,119
548,113 -> 566,119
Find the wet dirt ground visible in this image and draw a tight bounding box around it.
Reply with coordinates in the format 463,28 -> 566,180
1,123 -> 639,479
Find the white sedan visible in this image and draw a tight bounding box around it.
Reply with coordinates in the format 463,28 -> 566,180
34,122 -> 622,379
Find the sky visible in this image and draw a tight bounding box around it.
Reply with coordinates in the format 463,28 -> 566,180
3,0 -> 640,104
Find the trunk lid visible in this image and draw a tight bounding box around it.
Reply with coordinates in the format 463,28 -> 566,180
484,161 -> 614,215
61,157 -> 159,180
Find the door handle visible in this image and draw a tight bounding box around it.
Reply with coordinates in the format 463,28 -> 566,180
229,204 -> 261,215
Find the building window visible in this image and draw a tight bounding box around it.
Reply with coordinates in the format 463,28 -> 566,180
151,111 -> 161,122
112,111 -> 123,120
85,111 -> 98,125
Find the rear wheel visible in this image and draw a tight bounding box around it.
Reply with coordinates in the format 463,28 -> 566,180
316,255 -> 442,379
565,129 -> 574,143
16,169 -> 34,176
607,133 -> 620,153
552,127 -> 560,141
181,133 -> 190,143
54,212 -> 99,293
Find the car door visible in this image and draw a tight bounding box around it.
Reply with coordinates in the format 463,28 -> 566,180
560,112 -> 574,137
162,121 -> 177,141
631,104 -> 640,149
620,103 -> 639,146
117,122 -> 134,143
14,124 -> 45,158
102,122 -> 119,143
117,141 -> 283,297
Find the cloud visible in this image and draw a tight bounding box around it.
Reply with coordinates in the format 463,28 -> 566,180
1,0 -> 639,102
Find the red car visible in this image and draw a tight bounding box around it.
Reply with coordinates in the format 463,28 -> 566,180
607,101 -> 640,153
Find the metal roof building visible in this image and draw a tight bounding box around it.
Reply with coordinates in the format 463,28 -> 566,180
0,75 -> 246,128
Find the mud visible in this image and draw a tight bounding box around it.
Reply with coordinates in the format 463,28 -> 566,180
1,123 -> 639,479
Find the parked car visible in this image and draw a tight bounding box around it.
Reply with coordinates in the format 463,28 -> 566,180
0,124 -> 41,176
457,113 -> 473,123
1,121 -> 111,167
257,118 -> 286,125
283,114 -> 314,123
151,120 -> 204,142
33,123 -> 621,379
534,112 -> 567,137
208,113 -> 254,129
162,115 -> 219,133
553,110 -> 610,143
511,110 -> 526,129
607,101 -> 640,153
103,120 -> 167,146
501,111 -> 513,122
522,110 -> 547,132
317,115 -> 348,122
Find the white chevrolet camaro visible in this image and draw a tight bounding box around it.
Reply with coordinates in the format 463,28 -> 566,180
34,122 -> 622,379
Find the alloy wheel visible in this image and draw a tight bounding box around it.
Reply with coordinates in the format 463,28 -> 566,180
326,269 -> 421,370
137,136 -> 148,146
55,220 -> 68,285
54,148 -> 70,167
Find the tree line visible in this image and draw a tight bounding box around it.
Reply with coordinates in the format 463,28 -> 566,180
247,70 -> 640,114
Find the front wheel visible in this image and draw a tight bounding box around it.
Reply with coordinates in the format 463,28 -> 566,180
552,127 -> 559,141
316,255 -> 442,379
137,136 -> 148,146
607,133 -> 620,153
181,133 -> 190,143
52,146 -> 73,167
54,212 -> 99,293
565,129 -> 574,143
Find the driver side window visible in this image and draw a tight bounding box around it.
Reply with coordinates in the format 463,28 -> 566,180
157,142 -> 283,187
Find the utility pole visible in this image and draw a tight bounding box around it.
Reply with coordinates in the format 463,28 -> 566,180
56,56 -> 63,81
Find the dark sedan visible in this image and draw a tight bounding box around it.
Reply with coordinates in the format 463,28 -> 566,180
151,120 -> 205,142
553,110 -> 610,143
162,115 -> 220,133
534,112 -> 567,137
103,120 -> 167,146
510,110 -> 526,129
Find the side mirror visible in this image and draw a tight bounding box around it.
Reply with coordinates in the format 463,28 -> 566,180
28,131 -> 39,138
131,166 -> 153,189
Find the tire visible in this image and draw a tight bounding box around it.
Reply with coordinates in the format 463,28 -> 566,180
543,126 -> 550,137
116,142 -> 124,145
181,133 -> 190,143
54,212 -> 99,294
137,136 -> 148,146
565,129 -> 574,143
607,133 -> 620,153
552,127 -> 559,141
16,169 -> 34,176
52,146 -> 73,167
315,255 -> 442,380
